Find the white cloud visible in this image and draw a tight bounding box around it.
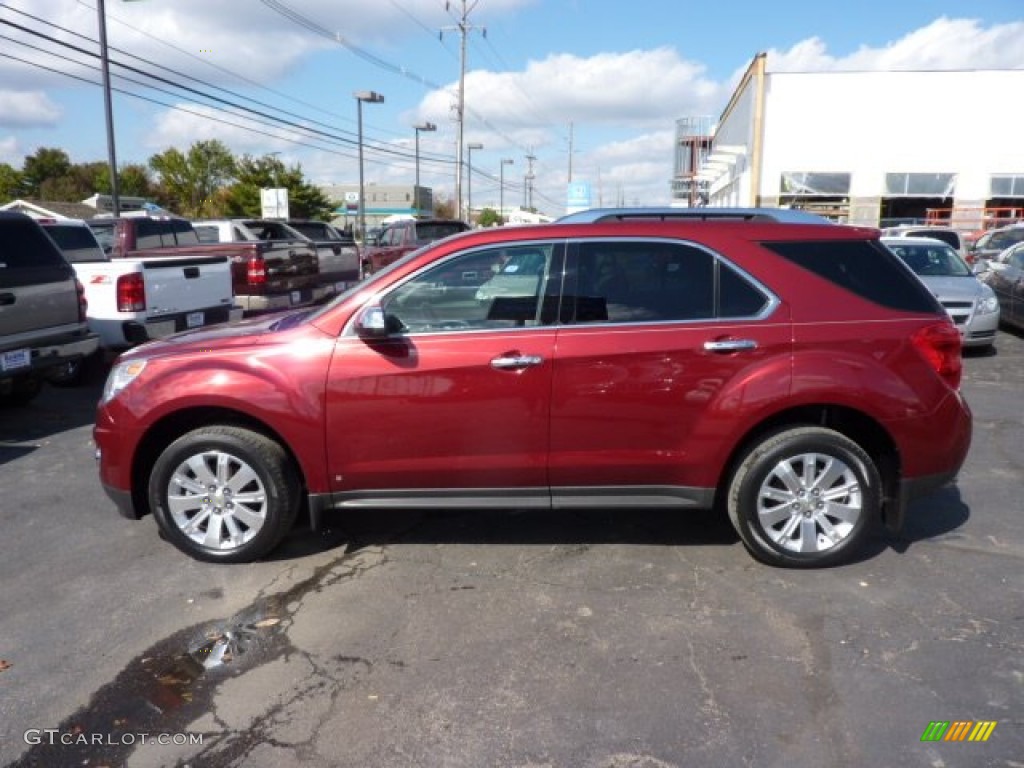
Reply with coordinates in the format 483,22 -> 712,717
0,136 -> 22,165
766,17 -> 1024,72
144,103 -> 308,155
0,91 -> 62,128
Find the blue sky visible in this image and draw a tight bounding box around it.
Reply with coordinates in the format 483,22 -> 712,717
1,0 -> 1023,215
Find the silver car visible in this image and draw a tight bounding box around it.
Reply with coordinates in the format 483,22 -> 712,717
882,236 -> 999,349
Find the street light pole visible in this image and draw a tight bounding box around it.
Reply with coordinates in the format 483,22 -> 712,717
354,90 -> 384,276
499,158 -> 514,225
96,0 -> 121,216
466,142 -> 483,225
413,122 -> 436,215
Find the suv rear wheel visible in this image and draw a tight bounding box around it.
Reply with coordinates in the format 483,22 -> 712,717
727,426 -> 880,568
149,426 -> 300,563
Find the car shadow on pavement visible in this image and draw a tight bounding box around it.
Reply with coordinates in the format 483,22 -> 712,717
869,485 -> 971,558
268,506 -> 742,562
0,372 -> 107,466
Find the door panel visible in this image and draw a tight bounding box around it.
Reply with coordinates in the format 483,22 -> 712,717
548,239 -> 792,493
325,241 -> 563,494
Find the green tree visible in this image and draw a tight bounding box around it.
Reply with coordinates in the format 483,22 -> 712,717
223,154 -> 333,219
477,207 -> 501,227
148,140 -> 236,217
117,163 -> 155,197
433,192 -> 455,219
21,147 -> 72,198
0,163 -> 25,202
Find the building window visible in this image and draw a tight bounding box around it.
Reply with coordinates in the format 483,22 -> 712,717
991,175 -> 1024,197
884,173 -> 956,196
780,172 -> 850,196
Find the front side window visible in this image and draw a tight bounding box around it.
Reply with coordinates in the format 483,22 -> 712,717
381,243 -> 559,334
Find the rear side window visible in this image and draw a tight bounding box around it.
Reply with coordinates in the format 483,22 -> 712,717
565,240 -> 768,324
763,239 -> 940,313
43,225 -> 106,263
0,218 -> 72,288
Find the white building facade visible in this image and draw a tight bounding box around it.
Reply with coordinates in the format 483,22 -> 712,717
700,54 -> 1024,229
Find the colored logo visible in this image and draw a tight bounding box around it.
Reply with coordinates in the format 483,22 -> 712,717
921,721 -> 997,742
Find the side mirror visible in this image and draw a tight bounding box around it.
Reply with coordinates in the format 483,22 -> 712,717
354,306 -> 388,338
972,259 -> 989,274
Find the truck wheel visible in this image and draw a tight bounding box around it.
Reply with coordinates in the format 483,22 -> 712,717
149,426 -> 300,563
726,426 -> 880,568
1,375 -> 43,406
47,353 -> 101,388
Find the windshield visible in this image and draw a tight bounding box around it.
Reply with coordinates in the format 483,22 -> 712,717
414,222 -> 468,244
885,241 -> 971,277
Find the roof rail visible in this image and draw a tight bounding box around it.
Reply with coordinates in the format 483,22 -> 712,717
554,207 -> 833,225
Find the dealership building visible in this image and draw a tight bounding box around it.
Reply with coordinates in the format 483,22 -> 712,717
673,53 -> 1024,230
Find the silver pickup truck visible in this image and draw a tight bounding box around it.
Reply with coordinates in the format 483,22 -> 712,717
0,212 -> 99,404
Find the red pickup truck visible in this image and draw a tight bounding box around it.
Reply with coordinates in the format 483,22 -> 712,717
88,216 -> 329,315
362,218 -> 469,274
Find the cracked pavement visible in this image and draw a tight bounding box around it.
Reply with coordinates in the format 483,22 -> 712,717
2,332 -> 1023,767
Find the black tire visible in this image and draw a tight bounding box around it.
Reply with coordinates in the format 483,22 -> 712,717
149,426 -> 300,563
726,426 -> 880,568
1,375 -> 44,406
47,352 -> 102,388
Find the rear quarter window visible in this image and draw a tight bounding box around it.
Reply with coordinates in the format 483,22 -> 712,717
762,239 -> 941,313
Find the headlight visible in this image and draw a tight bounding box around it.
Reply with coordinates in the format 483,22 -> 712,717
976,293 -> 999,315
101,359 -> 147,404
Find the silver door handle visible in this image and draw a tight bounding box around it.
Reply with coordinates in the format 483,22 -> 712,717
703,339 -> 758,352
491,354 -> 544,370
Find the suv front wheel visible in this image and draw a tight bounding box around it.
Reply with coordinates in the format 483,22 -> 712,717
727,426 -> 880,568
149,426 -> 300,563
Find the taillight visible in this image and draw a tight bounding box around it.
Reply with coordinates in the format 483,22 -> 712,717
74,278 -> 88,322
247,256 -> 266,285
911,321 -> 962,390
116,273 -> 146,312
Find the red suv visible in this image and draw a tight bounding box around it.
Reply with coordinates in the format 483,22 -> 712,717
94,209 -> 971,568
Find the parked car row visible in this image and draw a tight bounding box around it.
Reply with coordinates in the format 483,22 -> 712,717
0,213 -> 99,403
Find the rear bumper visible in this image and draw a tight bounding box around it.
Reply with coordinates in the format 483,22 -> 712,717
121,305 -> 244,345
1,330 -> 99,380
237,284 -> 337,315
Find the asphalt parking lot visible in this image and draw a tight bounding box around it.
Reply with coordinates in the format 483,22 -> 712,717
1,329 -> 1023,768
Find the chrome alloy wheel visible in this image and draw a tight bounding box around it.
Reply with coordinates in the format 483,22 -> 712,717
755,452 -> 862,554
167,450 -> 268,551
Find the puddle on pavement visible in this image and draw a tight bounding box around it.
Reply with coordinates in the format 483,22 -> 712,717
9,548 -> 379,768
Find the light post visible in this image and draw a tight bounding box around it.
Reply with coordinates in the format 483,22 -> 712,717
499,158 -> 514,225
354,90 -> 384,272
96,0 -> 121,216
413,121 -> 436,215
466,142 -> 483,224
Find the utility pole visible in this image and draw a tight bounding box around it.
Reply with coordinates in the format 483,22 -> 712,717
567,122 -> 574,184
442,1 -> 484,220
524,152 -> 536,211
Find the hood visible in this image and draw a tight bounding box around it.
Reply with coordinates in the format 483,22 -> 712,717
915,275 -> 989,301
120,309 -> 313,361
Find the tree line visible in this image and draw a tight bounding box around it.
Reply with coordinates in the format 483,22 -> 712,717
0,140 -> 335,220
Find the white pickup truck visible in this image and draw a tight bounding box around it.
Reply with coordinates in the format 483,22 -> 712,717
41,220 -> 241,376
